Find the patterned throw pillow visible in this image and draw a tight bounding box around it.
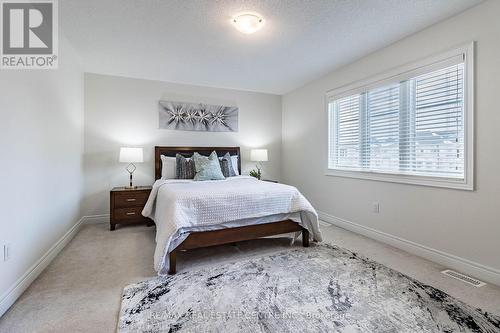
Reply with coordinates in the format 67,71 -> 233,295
219,158 -> 230,177
219,152 -> 237,177
231,155 -> 240,175
193,151 -> 225,181
175,154 -> 196,179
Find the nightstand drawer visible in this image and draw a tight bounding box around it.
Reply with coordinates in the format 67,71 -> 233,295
114,192 -> 149,208
113,207 -> 145,221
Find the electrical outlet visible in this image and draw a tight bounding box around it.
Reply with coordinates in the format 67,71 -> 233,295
372,202 -> 380,214
3,243 -> 11,262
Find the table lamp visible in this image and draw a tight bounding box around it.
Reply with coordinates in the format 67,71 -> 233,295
250,149 -> 268,180
119,147 -> 143,189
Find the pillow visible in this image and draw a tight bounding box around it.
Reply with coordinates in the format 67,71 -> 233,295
231,155 -> 240,175
175,154 -> 196,179
161,155 -> 176,179
219,158 -> 231,178
219,152 -> 237,177
193,151 -> 225,181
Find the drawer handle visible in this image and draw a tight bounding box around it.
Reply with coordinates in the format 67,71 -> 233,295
126,212 -> 136,216
126,198 -> 137,202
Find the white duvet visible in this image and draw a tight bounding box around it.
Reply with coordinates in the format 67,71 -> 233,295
142,176 -> 322,274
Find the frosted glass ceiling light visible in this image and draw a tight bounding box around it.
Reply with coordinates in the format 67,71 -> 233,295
232,12 -> 265,34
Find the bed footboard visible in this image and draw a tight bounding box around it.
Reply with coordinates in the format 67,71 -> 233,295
167,220 -> 310,274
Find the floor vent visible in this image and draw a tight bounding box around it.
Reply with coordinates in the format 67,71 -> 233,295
441,270 -> 486,287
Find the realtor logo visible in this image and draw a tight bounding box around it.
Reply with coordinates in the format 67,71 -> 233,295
1,0 -> 58,69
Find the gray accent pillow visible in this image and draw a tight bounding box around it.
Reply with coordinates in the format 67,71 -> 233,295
219,152 -> 237,177
175,154 -> 195,179
193,151 -> 225,181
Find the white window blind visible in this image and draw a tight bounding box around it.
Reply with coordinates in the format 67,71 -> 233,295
330,94 -> 361,169
327,46 -> 472,189
412,64 -> 464,177
367,84 -> 400,171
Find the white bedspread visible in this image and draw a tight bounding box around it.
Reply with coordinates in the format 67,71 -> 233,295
142,176 -> 322,274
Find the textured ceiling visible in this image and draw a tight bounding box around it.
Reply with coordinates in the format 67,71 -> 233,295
60,0 -> 482,94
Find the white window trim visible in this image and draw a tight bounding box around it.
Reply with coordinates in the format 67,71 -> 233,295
325,42 -> 474,191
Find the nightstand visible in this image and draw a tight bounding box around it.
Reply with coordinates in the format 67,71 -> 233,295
110,186 -> 153,231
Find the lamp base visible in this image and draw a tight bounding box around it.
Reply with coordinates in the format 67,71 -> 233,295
125,166 -> 136,189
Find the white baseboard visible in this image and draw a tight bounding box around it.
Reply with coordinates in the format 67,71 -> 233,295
82,214 -> 109,224
319,211 -> 500,287
0,217 -> 85,317
0,214 -> 110,318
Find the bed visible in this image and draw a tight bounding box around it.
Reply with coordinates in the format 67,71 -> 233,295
143,146 -> 322,274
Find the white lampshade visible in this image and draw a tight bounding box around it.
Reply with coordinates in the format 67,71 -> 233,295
250,149 -> 268,162
119,147 -> 144,163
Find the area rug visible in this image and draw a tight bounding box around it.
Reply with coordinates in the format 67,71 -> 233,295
118,244 -> 500,332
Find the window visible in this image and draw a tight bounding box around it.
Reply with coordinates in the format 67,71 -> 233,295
327,44 -> 473,190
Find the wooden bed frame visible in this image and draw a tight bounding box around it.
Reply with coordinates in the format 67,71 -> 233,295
154,146 -> 310,274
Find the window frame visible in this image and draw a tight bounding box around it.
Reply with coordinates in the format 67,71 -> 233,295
325,43 -> 474,190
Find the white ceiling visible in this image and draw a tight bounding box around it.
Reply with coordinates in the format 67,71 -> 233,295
61,0 -> 482,94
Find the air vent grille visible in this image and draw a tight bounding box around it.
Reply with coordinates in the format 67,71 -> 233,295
441,270 -> 486,287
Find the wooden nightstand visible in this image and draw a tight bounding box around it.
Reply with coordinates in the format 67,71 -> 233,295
110,186 -> 153,231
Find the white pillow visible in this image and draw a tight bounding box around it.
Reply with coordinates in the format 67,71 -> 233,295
231,155 -> 240,175
161,155 -> 176,179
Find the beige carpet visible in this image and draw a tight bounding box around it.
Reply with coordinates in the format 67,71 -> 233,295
1,222 -> 499,333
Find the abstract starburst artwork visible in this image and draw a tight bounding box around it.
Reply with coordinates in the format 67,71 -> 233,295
159,101 -> 238,132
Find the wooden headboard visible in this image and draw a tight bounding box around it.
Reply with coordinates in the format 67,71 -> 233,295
155,146 -> 241,180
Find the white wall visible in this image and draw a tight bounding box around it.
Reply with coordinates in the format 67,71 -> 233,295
83,74 -> 282,216
282,0 -> 500,280
0,35 -> 84,311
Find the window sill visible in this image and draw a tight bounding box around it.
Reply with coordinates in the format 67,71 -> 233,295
325,169 -> 473,191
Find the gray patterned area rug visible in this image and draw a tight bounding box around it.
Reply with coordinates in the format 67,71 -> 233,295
118,244 -> 500,333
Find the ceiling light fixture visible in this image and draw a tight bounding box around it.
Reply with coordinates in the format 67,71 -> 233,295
231,12 -> 265,34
